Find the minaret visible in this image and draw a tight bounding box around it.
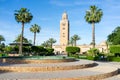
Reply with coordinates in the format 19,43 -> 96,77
60,12 -> 69,46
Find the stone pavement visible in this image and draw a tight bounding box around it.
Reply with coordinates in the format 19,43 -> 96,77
0,60 -> 119,80
98,61 -> 120,80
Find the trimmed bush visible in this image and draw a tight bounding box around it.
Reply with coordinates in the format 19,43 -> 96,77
45,48 -> 54,56
31,46 -> 45,52
109,45 -> 120,57
107,56 -> 120,62
66,46 -> 80,54
66,46 -> 80,58
110,45 -> 120,53
31,46 -> 54,56
87,56 -> 99,60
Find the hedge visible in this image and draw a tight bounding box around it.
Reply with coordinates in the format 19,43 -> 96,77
31,46 -> 54,56
31,46 -> 45,53
109,45 -> 120,53
45,48 -> 54,56
66,46 -> 80,54
107,56 -> 120,62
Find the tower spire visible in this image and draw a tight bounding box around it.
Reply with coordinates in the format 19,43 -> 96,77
62,12 -> 68,20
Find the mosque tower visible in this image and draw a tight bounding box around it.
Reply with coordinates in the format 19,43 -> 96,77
60,12 -> 69,46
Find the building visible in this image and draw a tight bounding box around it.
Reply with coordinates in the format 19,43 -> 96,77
53,12 -> 108,54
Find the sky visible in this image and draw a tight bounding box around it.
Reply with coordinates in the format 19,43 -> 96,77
0,0 -> 120,45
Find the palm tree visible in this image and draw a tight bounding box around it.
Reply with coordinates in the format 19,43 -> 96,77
14,8 -> 33,55
14,34 -> 29,43
85,5 -> 103,48
72,34 -> 80,46
0,35 -> 5,44
48,38 -> 56,48
41,41 -> 49,48
30,24 -> 41,45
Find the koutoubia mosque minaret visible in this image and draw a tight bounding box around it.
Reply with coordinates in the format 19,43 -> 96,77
60,12 -> 69,46
53,12 -> 107,53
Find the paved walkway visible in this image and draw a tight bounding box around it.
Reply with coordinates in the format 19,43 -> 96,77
0,60 -> 119,80
0,66 -> 117,80
97,61 -> 120,80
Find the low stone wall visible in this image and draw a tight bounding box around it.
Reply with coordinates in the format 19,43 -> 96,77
44,70 -> 118,80
0,58 -> 76,64
0,63 -> 97,72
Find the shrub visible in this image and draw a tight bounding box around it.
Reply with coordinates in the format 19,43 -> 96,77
79,55 -> 87,59
107,56 -> 120,62
109,45 -> 120,56
3,46 -> 13,53
66,46 -> 80,54
0,53 -> 8,57
31,46 -> 54,56
66,46 -> 80,58
31,46 -> 45,53
87,56 -> 99,60
87,48 -> 99,56
45,48 -> 54,56
0,53 -> 2,57
2,53 -> 8,57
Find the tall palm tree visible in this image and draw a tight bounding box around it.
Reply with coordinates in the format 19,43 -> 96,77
30,24 -> 41,45
72,34 -> 80,46
85,5 -> 103,48
14,8 -> 33,55
0,35 -> 5,44
48,38 -> 56,48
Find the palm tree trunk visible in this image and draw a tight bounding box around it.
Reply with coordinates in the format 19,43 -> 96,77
75,40 -> 76,46
106,41 -> 109,53
72,43 -> 73,46
51,43 -> 52,48
92,22 -> 95,48
19,22 -> 24,55
33,32 -> 36,46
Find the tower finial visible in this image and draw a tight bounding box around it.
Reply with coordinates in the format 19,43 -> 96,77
62,11 -> 68,20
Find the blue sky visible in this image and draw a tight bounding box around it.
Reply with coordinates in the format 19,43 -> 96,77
0,0 -> 120,45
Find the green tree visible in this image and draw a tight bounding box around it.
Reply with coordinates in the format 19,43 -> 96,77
30,24 -> 41,45
85,5 -> 103,48
41,41 -> 50,48
107,26 -> 120,45
71,34 -> 80,46
0,35 -> 5,44
0,43 -> 5,52
48,38 -> 56,48
14,8 -> 33,55
14,34 -> 29,43
3,46 -> 13,53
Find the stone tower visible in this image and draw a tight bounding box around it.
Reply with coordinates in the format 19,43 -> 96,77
60,12 -> 69,46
